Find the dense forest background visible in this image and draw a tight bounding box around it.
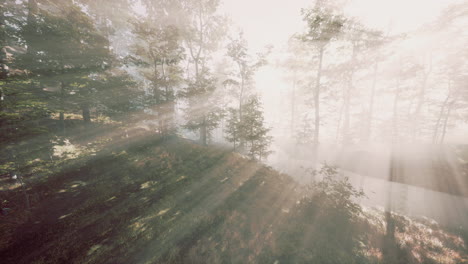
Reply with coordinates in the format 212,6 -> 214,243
1,0 -> 468,159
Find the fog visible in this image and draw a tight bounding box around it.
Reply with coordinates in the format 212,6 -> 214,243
217,0 -> 468,226
1,0 -> 468,262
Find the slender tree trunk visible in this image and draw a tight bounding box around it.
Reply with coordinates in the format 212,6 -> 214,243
238,66 -> 245,149
0,2 -> 8,120
335,102 -> 344,141
194,56 -> 207,145
0,3 -> 7,111
0,87 -> 4,111
432,93 -> 451,143
82,103 -> 91,124
365,62 -> 378,142
200,116 -> 207,145
392,90 -> 400,143
19,177 -> 30,211
59,81 -> 66,133
440,102 -> 454,144
313,46 -> 324,165
412,55 -> 432,140
342,44 -> 358,145
342,81 -> 352,144
26,0 -> 38,56
151,59 -> 163,134
383,152 -> 399,263
290,71 -> 297,135
0,2 -> 8,81
412,73 -> 429,140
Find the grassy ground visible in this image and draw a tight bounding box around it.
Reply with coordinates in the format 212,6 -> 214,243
0,130 -> 466,264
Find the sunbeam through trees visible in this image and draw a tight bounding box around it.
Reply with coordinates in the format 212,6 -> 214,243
0,0 -> 467,263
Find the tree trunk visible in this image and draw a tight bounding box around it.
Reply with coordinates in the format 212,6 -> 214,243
412,72 -> 429,140
200,116 -> 207,145
342,82 -> 352,144
335,102 -> 344,141
59,112 -> 64,128
26,0 -> 38,56
0,87 -> 4,111
312,46 -> 324,165
364,62 -> 378,142
0,3 -> 8,81
82,103 -> 91,124
412,55 -> 432,140
238,68 -> 245,149
59,82 -> 66,133
392,88 -> 400,143
290,71 -> 297,135
383,153 -> 399,263
439,102 -> 454,144
432,93 -> 451,143
342,44 -> 358,145
19,177 -> 30,211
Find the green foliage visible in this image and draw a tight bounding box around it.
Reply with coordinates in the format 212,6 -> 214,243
179,0 -> 227,144
225,96 -> 273,160
224,107 -> 240,148
181,73 -> 224,138
131,12 -> 185,133
20,3 -> 111,77
300,2 -> 346,46
309,165 -> 365,217
273,164 -> 368,264
0,80 -> 51,143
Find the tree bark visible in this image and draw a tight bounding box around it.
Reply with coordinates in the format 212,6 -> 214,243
59,81 -> 66,133
364,62 -> 378,142
237,62 -> 246,149
26,0 -> 38,56
82,103 -> 91,124
432,93 -> 451,143
313,46 -> 324,155
200,116 -> 207,145
342,81 -> 352,144
342,43 -> 358,145
412,69 -> 430,140
392,89 -> 400,143
290,71 -> 297,135
0,2 -> 8,81
440,101 -> 455,144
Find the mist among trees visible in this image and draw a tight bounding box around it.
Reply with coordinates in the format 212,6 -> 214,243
1,0 -> 467,263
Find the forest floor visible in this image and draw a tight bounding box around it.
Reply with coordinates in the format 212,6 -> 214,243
0,127 -> 467,264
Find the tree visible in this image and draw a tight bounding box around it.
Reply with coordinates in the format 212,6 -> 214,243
281,35 -> 311,136
182,73 -> 224,143
338,20 -> 383,145
300,1 -> 345,162
19,0 -> 113,130
224,107 -> 240,149
361,31 -> 388,142
180,0 -> 226,145
131,6 -> 185,135
226,95 -> 272,160
0,0 -> 24,81
226,32 -> 268,148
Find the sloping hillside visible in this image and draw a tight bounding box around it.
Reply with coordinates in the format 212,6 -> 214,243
0,133 -> 467,264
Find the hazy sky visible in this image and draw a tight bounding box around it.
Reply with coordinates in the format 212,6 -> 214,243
132,0 -> 466,143
220,0 -> 466,143
220,0 -> 460,53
